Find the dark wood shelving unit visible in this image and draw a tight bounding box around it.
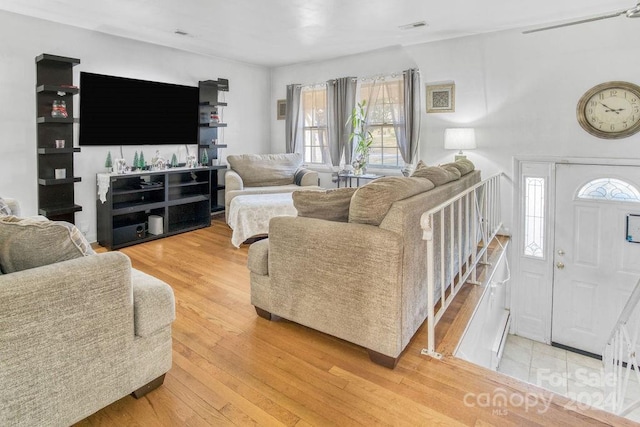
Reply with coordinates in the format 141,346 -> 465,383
97,167 -> 212,249
198,122 -> 228,128
198,79 -> 229,213
38,177 -> 82,185
36,53 -> 81,224
37,147 -> 81,154
39,204 -> 82,217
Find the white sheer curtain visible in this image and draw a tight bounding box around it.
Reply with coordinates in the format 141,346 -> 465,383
300,84 -> 329,165
355,78 -> 382,164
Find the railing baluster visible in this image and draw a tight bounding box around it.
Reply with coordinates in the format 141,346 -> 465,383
604,277 -> 640,415
457,198 -> 462,289
421,173 -> 503,359
450,205 -> 455,294
440,209 -> 446,305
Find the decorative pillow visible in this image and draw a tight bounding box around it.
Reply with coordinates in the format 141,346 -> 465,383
441,165 -> 462,180
442,159 -> 475,176
0,197 -> 11,216
0,216 -> 95,273
227,153 -> 303,187
293,187 -> 357,222
411,161 -> 458,186
293,168 -> 310,186
349,176 -> 435,226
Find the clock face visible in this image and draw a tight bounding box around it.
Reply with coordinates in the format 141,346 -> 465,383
577,81 -> 640,139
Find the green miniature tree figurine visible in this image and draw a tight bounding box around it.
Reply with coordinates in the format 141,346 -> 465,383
105,151 -> 113,171
171,153 -> 178,168
139,151 -> 145,169
133,151 -> 139,170
201,149 -> 209,166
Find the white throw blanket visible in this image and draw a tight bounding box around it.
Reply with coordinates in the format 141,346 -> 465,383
227,193 -> 298,248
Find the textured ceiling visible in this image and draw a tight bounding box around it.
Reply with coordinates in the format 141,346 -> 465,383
0,0 -> 633,67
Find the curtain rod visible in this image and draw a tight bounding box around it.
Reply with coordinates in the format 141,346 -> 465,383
301,68 -> 419,89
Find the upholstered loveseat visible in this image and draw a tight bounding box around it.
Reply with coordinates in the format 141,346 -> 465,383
247,160 -> 480,368
0,202 -> 175,426
224,153 -> 319,221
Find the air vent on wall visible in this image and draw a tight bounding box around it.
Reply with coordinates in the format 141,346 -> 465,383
399,21 -> 428,30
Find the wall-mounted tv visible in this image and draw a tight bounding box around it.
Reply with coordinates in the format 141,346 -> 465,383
79,72 -> 198,146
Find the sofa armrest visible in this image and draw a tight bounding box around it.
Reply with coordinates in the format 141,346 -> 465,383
297,168 -> 319,187
261,216 -> 404,356
0,252 -> 134,424
225,170 -> 244,192
4,198 -> 21,217
131,269 -> 175,337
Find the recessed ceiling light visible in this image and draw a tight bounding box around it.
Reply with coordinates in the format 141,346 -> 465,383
398,21 -> 428,30
174,29 -> 189,36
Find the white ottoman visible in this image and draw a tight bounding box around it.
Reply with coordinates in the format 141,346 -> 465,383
227,193 -> 297,247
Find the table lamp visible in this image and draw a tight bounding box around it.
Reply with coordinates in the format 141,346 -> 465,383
444,128 -> 476,161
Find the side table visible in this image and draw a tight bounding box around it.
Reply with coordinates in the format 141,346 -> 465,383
337,172 -> 383,188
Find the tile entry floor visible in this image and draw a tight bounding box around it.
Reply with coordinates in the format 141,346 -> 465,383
497,334 -> 640,423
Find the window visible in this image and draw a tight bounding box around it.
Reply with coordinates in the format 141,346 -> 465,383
577,178 -> 640,203
301,86 -> 327,165
524,177 -> 545,258
359,78 -> 403,168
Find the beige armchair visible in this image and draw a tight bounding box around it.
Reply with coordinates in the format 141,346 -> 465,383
0,201 -> 175,426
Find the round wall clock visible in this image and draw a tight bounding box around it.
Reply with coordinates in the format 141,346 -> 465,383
576,81 -> 640,139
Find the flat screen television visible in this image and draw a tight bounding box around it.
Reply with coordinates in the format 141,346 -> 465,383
79,72 -> 199,146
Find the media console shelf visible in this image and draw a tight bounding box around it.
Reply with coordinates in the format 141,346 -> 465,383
97,167 -> 211,249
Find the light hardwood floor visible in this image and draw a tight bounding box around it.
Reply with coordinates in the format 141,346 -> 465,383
76,217 -> 633,426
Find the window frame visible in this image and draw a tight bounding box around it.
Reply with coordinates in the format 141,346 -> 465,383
358,77 -> 404,170
300,85 -> 328,166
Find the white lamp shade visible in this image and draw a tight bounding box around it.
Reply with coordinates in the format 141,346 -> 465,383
444,128 -> 477,150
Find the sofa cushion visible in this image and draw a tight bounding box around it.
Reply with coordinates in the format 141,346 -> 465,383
349,177 -> 435,226
293,187 -> 357,223
227,153 -> 303,187
0,197 -> 11,216
442,165 -> 462,180
411,161 -> 458,186
0,216 -> 95,273
442,158 -> 475,176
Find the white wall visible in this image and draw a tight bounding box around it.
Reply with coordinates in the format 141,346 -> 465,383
0,10 -> 271,242
270,17 -> 640,231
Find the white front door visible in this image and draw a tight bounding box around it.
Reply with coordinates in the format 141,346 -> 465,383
552,164 -> 640,355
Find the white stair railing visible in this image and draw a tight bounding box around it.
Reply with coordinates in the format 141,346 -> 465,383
420,173 -> 503,359
604,278 -> 640,416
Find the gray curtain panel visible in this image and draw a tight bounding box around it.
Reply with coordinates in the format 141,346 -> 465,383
285,84 -> 302,154
398,69 -> 421,171
326,77 -> 357,166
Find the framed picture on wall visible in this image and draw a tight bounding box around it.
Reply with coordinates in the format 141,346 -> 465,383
277,99 -> 287,120
426,83 -> 455,113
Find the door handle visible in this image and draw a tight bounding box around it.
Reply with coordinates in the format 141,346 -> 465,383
556,262 -> 565,269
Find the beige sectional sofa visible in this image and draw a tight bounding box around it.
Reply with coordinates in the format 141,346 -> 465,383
247,160 -> 480,368
224,153 -> 320,221
0,202 -> 175,426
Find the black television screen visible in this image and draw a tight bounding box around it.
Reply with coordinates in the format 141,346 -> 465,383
79,72 -> 198,146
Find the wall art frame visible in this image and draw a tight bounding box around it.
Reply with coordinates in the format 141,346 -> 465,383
277,99 -> 286,120
426,83 -> 455,113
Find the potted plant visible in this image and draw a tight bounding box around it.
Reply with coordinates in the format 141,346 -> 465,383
347,100 -> 373,175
